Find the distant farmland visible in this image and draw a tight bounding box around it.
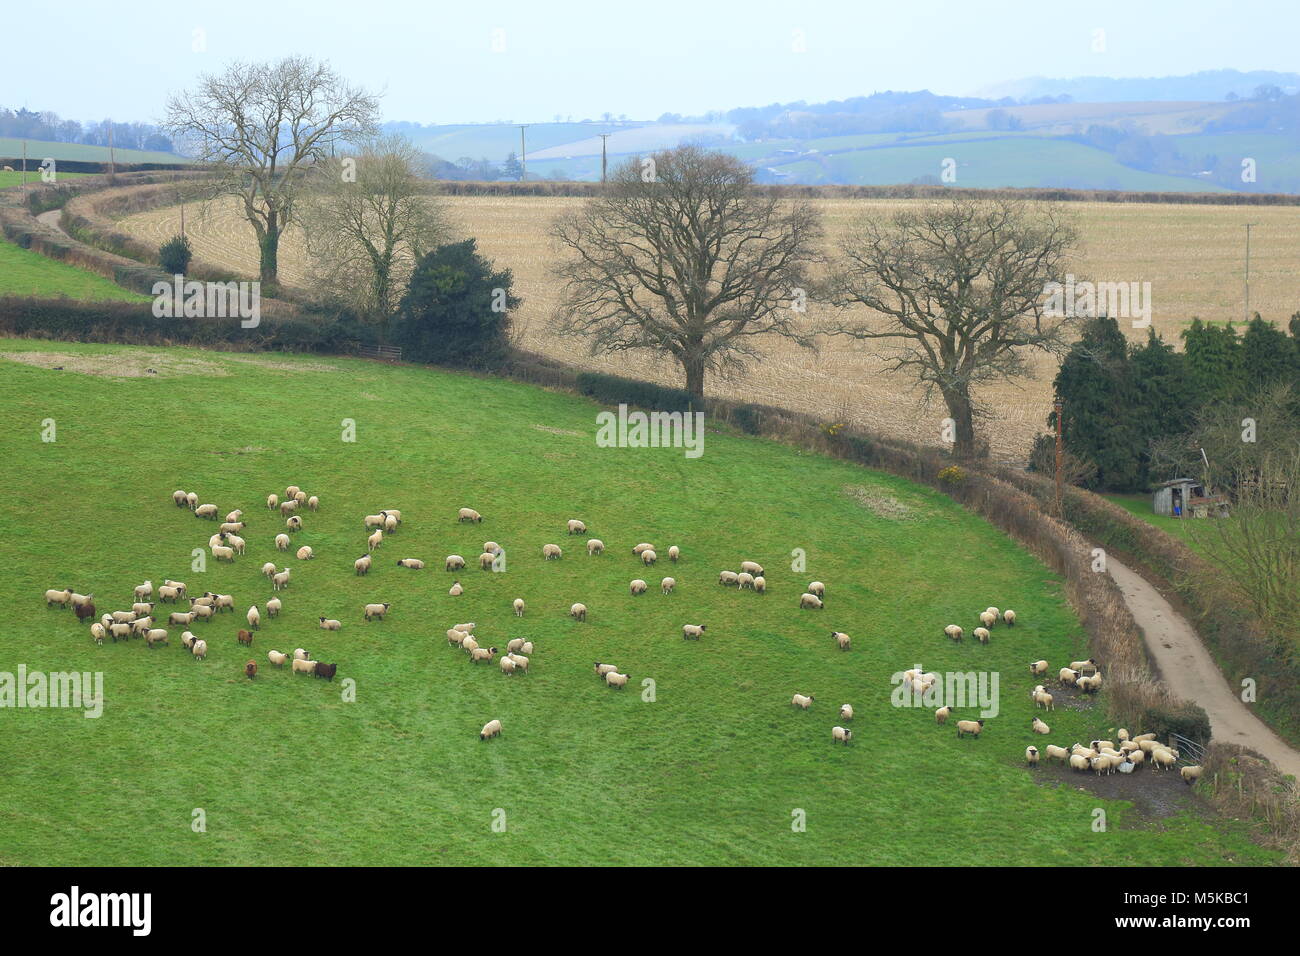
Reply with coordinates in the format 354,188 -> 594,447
118,194 -> 1300,461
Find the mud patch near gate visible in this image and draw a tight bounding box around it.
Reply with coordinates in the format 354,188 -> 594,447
1031,761 -> 1196,820
0,350 -> 229,378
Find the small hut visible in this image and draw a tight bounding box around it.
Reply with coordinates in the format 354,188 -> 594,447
1152,478 -> 1229,518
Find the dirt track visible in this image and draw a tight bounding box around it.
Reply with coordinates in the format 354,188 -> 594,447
1108,556 -> 1300,779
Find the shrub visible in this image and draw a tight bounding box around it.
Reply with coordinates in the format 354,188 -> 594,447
937,465 -> 967,486
158,234 -> 193,275
1138,700 -> 1212,744
391,238 -> 519,368
731,404 -> 764,434
574,371 -> 698,413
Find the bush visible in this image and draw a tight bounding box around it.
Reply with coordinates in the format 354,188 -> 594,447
731,404 -> 764,434
1138,701 -> 1212,744
158,234 -> 193,275
574,371 -> 698,412
391,238 -> 519,368
937,465 -> 967,486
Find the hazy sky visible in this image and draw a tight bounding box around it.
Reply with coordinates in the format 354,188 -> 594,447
10,0 -> 1297,124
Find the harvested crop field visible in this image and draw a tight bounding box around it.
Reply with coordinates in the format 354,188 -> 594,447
118,195 -> 1300,461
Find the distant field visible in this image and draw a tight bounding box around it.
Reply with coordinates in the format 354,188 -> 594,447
0,240 -> 147,301
0,170 -> 91,189
0,137 -> 188,166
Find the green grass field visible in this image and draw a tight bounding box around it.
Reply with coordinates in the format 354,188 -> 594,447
0,341 -> 1275,865
0,170 -> 91,189
1102,493 -> 1238,560
0,240 -> 148,301
0,138 -> 187,166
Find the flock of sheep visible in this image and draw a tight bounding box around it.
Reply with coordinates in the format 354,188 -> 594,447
42,486 -> 1203,780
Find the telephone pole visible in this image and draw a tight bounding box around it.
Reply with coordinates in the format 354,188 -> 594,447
1053,400 -> 1064,518
599,133 -> 611,183
1244,222 -> 1257,322
517,124 -> 530,182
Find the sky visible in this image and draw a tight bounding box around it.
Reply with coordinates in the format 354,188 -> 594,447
8,0 -> 1298,125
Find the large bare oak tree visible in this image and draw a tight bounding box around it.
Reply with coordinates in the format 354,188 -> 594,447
826,199 -> 1078,458
551,146 -> 822,398
164,56 -> 379,288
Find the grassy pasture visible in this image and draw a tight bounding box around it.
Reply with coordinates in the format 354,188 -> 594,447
0,137 -> 187,166
0,340 -> 1274,865
0,240 -> 148,301
0,170 -> 91,189
115,195 -> 1300,463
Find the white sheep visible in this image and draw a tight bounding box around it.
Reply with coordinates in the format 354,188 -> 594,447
808,581 -> 825,597
211,544 -> 235,562
682,624 -> 706,640
286,485 -> 301,498
630,579 -> 648,595
500,656 -> 517,675
1044,744 -> 1070,764
172,490 -> 188,507
458,508 -> 483,523
448,628 -> 469,647
832,726 -> 853,745
191,639 -> 208,660
519,641 -> 534,655
944,624 -> 963,642
296,545 -> 314,561
195,504 -> 218,519
605,671 -> 629,689
753,576 -> 766,593
1180,765 -> 1203,785
719,570 -> 740,586
286,515 -> 302,532
280,500 -> 300,517
1032,689 -> 1054,711
364,603 -> 391,621
132,601 -> 155,616
935,705 -> 952,724
261,562 -> 278,578
292,658 -> 318,676
364,514 -> 386,529
181,631 -> 197,650
469,646 -> 498,664
445,554 -> 466,571
109,623 -> 132,641
513,598 -> 525,617
134,581 -> 153,600
740,560 -> 764,576
800,593 -> 824,610
478,552 -> 497,570
267,494 -> 279,511
974,627 -> 990,644
460,637 -> 479,654
586,538 -> 605,556
43,588 -> 72,608
1031,717 -> 1050,735
294,648 -> 310,661
955,719 -> 985,738
1029,660 -> 1049,676
397,558 -> 425,569
90,623 -> 106,644
542,543 -> 562,560
632,543 -> 654,556
668,545 -> 680,562
367,529 -> 384,552
355,554 -> 373,575
480,719 -> 502,741
267,597 -> 281,617
506,653 -> 529,673
308,495 -> 320,511
737,572 -> 755,589
661,577 -> 675,595
507,637 -> 526,653
1058,667 -> 1079,686
247,605 -> 260,629
1026,746 -> 1040,765
641,549 -> 657,566
384,513 -> 398,533
570,603 -> 587,621
159,585 -> 181,603
1069,658 -> 1098,675
168,611 -> 196,626
839,704 -> 853,721
219,521 -> 245,535
454,623 -> 476,634
567,519 -> 586,535
272,568 -> 291,591
831,631 -> 851,651
791,693 -> 814,710
276,534 -> 291,552
449,582 -> 464,596
268,650 -> 288,667
1003,609 -> 1016,626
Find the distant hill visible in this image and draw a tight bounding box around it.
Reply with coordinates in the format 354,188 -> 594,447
0,137 -> 190,166
977,69 -> 1300,104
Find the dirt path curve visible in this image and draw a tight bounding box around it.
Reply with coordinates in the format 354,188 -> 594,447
1107,555 -> 1300,778
36,208 -> 63,231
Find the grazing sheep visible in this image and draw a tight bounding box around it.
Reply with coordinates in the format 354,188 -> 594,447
832,726 -> 853,745
737,572 -> 755,589
507,638 -> 526,653
132,601 -> 155,616
294,648 -> 310,661
831,631 -> 851,651
1044,744 -> 1070,764
220,520 -> 245,534
955,719 -> 985,738
586,538 -> 605,556
753,576 -> 766,593
974,627 -> 990,644
272,569 -> 291,591
159,585 -> 181,603
682,624 -> 706,640
268,650 -> 288,667
286,486 -> 301,498
630,579 -> 648,595
791,693 -> 814,710
281,500 -> 299,517
168,611 -> 196,627
173,490 -> 189,507
266,597 -> 281,618
641,549 -> 657,566
262,562 -> 278,578
595,662 -> 618,678
448,628 -> 469,647
379,509 -> 401,524
145,629 -> 169,648
513,598 -> 525,617
186,492 -> 198,510
195,504 -> 218,519
985,606 -> 1000,619
286,516 -> 302,532
211,593 -> 235,612
454,623 -> 476,634
470,646 -> 498,664
1069,658 -> 1098,675
209,533 -> 226,550
460,637 -> 479,654
1132,732 -> 1158,742
367,529 -> 384,552
979,611 -> 997,629
449,582 -> 464,596
570,603 -> 587,621
935,706 -> 952,724
1031,717 -> 1050,735
476,552 -> 495,571
308,496 -> 319,511
1068,753 -> 1091,772
131,617 -> 154,635
292,658 -> 318,676
500,656 -> 517,675
944,625 -> 963,642
506,653 -> 529,673
1033,689 -> 1054,711
237,629 -> 254,646
134,581 -> 153,600
542,543 -> 563,560
1180,765 -> 1203,785
1058,667 -> 1079,686
480,719 -> 502,741
719,571 -> 740,586
445,554 -> 466,571
364,602 -> 391,622
808,582 -> 826,598
668,545 -> 680,562
355,554 -> 372,575
296,546 -> 314,561
384,513 -> 398,533
1152,750 -> 1179,772
520,641 -> 534,655
293,491 -> 306,505
839,704 -> 853,721
632,543 -> 655,556
800,593 -> 824,610
211,545 -> 235,563
267,494 -> 279,511
458,508 -> 482,523
1003,609 -> 1016,626
276,534 -> 291,551
567,519 -> 586,535
1077,674 -> 1103,694
70,592 -> 94,610
189,603 -> 214,621
1030,660 -> 1049,676
363,514 -> 386,529
397,558 -> 425,569
1117,729 -> 1130,742
191,639 -> 208,660
1026,746 -> 1039,766
740,561 -> 764,576
44,588 -> 72,608
109,623 -> 132,641
661,577 -> 675,595
177,631 -> 196,650
605,671 -> 629,689
246,605 -> 260,629
90,623 -> 106,644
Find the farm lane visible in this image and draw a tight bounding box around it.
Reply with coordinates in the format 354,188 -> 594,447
1107,555 -> 1300,779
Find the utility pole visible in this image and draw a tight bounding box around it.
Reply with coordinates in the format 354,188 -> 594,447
599,133 -> 611,183
21,140 -> 27,192
517,124 -> 529,182
1053,400 -> 1064,518
1244,222 -> 1257,322
108,121 -> 116,181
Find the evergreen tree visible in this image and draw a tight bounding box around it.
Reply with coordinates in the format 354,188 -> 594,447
1241,314 -> 1299,391
1181,318 -> 1243,403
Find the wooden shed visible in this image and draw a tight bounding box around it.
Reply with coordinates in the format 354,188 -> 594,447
1152,478 -> 1229,518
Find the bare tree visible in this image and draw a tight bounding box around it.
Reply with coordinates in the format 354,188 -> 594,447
826,200 -> 1078,458
550,146 -> 822,398
299,134 -> 446,338
164,56 -> 379,288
